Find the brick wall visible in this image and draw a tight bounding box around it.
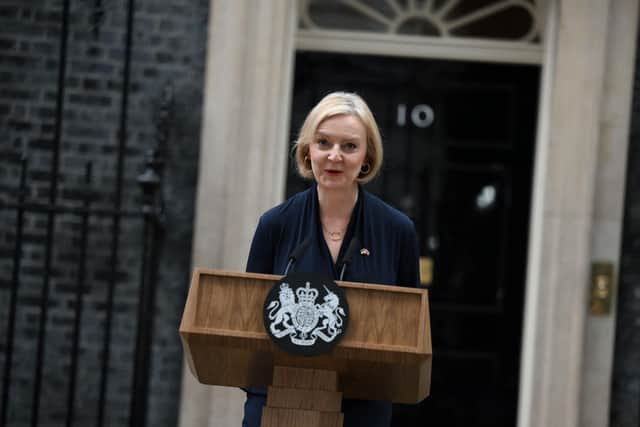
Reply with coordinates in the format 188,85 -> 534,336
611,32 -> 640,427
0,0 -> 208,425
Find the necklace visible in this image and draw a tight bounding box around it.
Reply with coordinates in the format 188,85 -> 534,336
319,190 -> 356,243
325,230 -> 344,242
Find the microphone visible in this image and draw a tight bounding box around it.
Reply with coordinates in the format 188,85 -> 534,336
283,237 -> 311,275
339,237 -> 360,281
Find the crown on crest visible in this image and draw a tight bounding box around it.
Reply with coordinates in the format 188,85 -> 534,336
296,282 -> 319,304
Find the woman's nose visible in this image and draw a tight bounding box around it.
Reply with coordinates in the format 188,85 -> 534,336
327,145 -> 342,161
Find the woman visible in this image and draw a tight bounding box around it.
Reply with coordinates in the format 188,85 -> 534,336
244,92 -> 420,427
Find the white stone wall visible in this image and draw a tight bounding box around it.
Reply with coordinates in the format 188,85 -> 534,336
178,1 -> 297,426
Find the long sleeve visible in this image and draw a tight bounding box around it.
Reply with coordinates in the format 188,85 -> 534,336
246,215 -> 275,274
397,220 -> 421,287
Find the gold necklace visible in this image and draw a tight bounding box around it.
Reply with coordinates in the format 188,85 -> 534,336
319,189 -> 356,243
323,228 -> 344,242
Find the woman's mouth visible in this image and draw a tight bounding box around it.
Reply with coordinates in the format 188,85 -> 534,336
325,169 -> 343,176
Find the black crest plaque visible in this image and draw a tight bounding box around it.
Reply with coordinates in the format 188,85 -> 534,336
263,272 -> 349,357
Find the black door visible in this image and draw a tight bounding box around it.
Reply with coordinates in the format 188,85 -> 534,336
286,51 -> 539,427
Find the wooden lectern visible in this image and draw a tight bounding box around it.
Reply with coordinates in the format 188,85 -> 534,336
180,269 -> 432,426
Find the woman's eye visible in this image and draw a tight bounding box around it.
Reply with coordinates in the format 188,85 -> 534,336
317,139 -> 329,148
343,143 -> 357,152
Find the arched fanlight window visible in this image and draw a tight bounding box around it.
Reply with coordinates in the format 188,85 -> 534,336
299,0 -> 541,43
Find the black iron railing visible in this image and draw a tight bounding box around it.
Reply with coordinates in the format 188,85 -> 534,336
0,0 -> 173,424
0,145 -> 165,427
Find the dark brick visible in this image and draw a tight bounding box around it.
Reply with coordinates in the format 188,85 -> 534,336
18,295 -> 46,307
32,41 -> 55,55
156,51 -> 174,63
0,38 -> 16,50
83,78 -> 99,90
34,10 -> 62,24
45,58 -> 59,70
170,4 -> 187,15
86,45 -> 103,58
1,21 -> 46,37
12,104 -> 26,117
106,80 -> 122,90
158,20 -> 176,32
28,169 -> 53,181
143,67 -> 158,77
21,8 -> 33,20
34,107 -> 55,119
7,119 -> 32,131
145,3 -> 172,15
68,94 -> 111,107
0,54 -> 33,66
149,35 -> 163,46
60,188 -> 90,201
40,123 -> 56,133
0,88 -> 32,100
67,125 -> 109,138
70,30 -> 91,43
0,70 -> 13,81
69,60 -> 116,75
101,145 -> 116,154
108,47 -> 125,61
65,77 -> 79,87
0,5 -> 19,19
45,27 -> 61,38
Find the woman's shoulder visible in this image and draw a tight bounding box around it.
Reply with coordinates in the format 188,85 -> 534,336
259,186 -> 313,226
362,189 -> 415,231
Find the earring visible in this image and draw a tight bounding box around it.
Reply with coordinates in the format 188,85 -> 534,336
360,163 -> 371,175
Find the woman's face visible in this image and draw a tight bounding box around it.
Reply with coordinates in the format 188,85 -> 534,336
308,114 -> 368,191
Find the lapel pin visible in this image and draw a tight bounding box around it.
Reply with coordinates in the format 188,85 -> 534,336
360,248 -> 370,256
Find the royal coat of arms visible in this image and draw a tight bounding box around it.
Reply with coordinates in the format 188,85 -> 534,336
263,273 -> 349,356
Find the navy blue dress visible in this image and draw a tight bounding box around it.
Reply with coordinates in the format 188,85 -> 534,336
243,184 -> 420,427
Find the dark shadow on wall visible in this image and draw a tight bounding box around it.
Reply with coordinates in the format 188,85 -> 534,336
610,29 -> 640,427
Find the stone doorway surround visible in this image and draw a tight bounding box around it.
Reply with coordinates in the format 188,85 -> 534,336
519,1 -> 638,427
177,1 -> 297,426
178,1 -> 639,426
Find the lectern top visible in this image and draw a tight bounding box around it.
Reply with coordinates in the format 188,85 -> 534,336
179,268 -> 431,403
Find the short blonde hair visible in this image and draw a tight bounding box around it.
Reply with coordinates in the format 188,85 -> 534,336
294,92 -> 383,184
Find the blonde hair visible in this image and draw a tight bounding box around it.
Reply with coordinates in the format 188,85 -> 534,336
294,92 -> 383,184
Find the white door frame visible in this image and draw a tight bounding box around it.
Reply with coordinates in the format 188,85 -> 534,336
297,29 -> 543,64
